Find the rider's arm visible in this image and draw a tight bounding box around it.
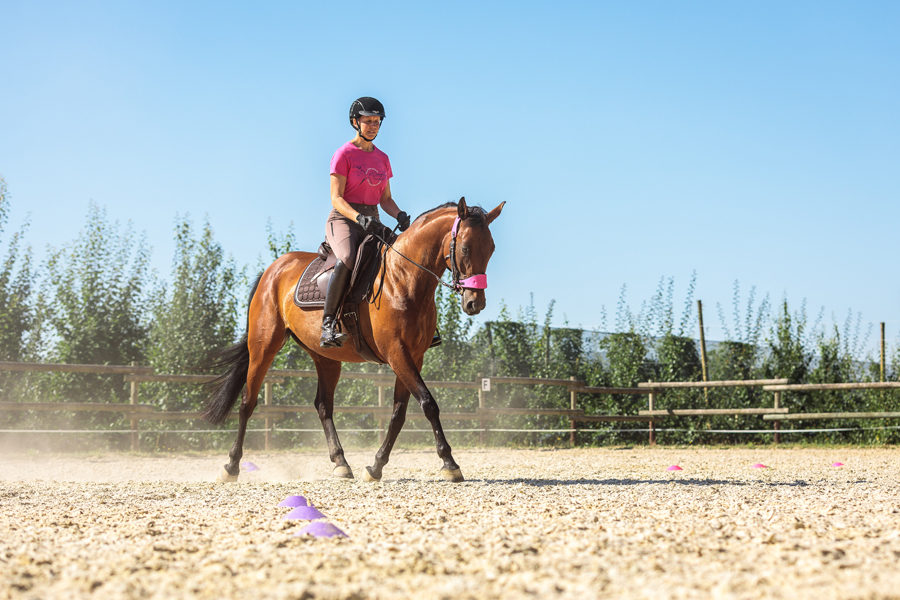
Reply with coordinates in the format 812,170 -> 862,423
378,181 -> 401,219
330,174 -> 361,221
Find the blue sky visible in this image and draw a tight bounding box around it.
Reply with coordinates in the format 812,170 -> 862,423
2,1 -> 898,352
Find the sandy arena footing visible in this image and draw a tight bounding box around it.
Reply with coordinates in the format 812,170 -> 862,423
2,447 -> 899,599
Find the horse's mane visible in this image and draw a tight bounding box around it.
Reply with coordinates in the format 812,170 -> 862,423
414,202 -> 487,227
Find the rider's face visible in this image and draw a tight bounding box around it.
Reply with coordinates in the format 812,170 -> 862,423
356,116 -> 382,137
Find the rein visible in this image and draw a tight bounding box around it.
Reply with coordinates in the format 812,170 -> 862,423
370,215 -> 489,301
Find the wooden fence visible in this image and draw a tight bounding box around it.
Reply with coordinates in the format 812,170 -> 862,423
761,383 -> 900,428
2,361 -> 898,449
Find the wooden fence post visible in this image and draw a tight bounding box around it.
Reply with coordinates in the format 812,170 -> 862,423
264,381 -> 272,451
477,373 -> 485,446
129,361 -> 138,452
648,383 -> 656,446
881,322 -> 886,383
772,391 -> 781,445
569,376 -> 577,447
697,300 -> 709,405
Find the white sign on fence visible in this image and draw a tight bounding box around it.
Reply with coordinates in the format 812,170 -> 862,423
481,378 -> 491,392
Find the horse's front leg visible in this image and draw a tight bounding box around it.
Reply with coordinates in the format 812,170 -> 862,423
387,350 -> 463,482
364,378 -> 410,482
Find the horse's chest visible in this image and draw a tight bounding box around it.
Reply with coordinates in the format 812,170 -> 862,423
389,295 -> 411,312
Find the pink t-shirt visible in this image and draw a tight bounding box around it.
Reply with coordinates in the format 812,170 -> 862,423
330,142 -> 393,206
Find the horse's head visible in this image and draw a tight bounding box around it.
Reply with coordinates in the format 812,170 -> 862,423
448,197 -> 505,315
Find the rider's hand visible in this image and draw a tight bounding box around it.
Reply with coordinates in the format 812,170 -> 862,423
356,214 -> 375,232
356,214 -> 393,240
396,211 -> 411,232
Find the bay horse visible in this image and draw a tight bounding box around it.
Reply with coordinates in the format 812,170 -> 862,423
204,198 -> 504,482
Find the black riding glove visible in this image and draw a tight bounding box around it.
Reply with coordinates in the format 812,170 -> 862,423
356,214 -> 376,232
396,211 -> 411,232
356,214 -> 393,240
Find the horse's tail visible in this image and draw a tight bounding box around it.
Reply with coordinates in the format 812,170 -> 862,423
202,273 -> 263,425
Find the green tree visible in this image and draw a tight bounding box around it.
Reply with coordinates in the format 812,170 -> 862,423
762,300 -> 812,383
38,203 -> 151,427
0,179 -> 40,418
42,203 -> 151,404
421,283 -> 477,381
600,332 -> 649,388
479,301 -> 539,379
0,178 -> 36,362
147,216 -> 242,410
656,334 -> 701,382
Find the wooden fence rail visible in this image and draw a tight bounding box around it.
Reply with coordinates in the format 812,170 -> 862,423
3,362 -> 899,449
636,379 -> 789,443
761,382 -> 900,425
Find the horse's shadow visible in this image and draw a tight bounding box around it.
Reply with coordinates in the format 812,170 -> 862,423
442,477 -> 824,487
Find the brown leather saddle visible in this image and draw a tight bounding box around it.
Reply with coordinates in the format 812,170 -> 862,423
293,234 -> 388,363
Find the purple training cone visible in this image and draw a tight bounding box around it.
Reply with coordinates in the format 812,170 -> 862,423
283,505 -> 326,520
241,461 -> 260,472
278,495 -> 308,508
294,522 -> 347,538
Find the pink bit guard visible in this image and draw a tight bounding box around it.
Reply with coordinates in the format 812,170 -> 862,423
451,217 -> 488,290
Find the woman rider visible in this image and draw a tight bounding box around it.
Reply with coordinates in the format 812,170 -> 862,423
321,96 -> 411,348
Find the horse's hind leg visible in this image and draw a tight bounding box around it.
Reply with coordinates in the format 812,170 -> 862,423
312,355 -> 354,479
220,325 -> 285,481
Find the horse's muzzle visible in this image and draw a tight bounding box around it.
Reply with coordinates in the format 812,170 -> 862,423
462,290 -> 486,315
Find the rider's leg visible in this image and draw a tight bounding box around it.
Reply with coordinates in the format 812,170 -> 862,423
321,260 -> 351,348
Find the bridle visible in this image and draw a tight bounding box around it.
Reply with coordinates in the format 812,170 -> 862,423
448,217 -> 488,292
371,214 -> 489,299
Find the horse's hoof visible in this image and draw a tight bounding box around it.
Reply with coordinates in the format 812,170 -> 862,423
363,467 -> 381,482
217,468 -> 238,483
333,465 -> 354,479
441,468 -> 464,482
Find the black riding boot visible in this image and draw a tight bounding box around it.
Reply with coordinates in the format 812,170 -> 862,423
321,260 -> 351,348
429,328 -> 442,348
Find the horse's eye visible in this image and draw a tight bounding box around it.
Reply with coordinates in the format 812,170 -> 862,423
461,246 -> 470,256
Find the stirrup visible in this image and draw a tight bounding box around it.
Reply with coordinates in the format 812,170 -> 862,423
321,316 -> 347,348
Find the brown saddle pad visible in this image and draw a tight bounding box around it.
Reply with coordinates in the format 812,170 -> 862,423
292,234 -> 386,310
293,249 -> 335,308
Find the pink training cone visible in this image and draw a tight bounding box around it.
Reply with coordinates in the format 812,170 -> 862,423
283,505 -> 326,520
667,465 -> 683,471
832,462 -> 844,467
752,463 -> 768,469
294,522 -> 347,538
278,495 -> 308,508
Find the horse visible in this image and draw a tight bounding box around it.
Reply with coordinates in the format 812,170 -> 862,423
203,197 -> 504,482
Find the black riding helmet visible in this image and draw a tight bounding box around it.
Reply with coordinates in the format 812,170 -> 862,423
349,97 -> 385,141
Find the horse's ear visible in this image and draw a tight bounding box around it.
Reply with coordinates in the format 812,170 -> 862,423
486,201 -> 506,225
457,197 -> 468,219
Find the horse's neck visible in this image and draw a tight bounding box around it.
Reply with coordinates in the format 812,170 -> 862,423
385,211 -> 454,298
